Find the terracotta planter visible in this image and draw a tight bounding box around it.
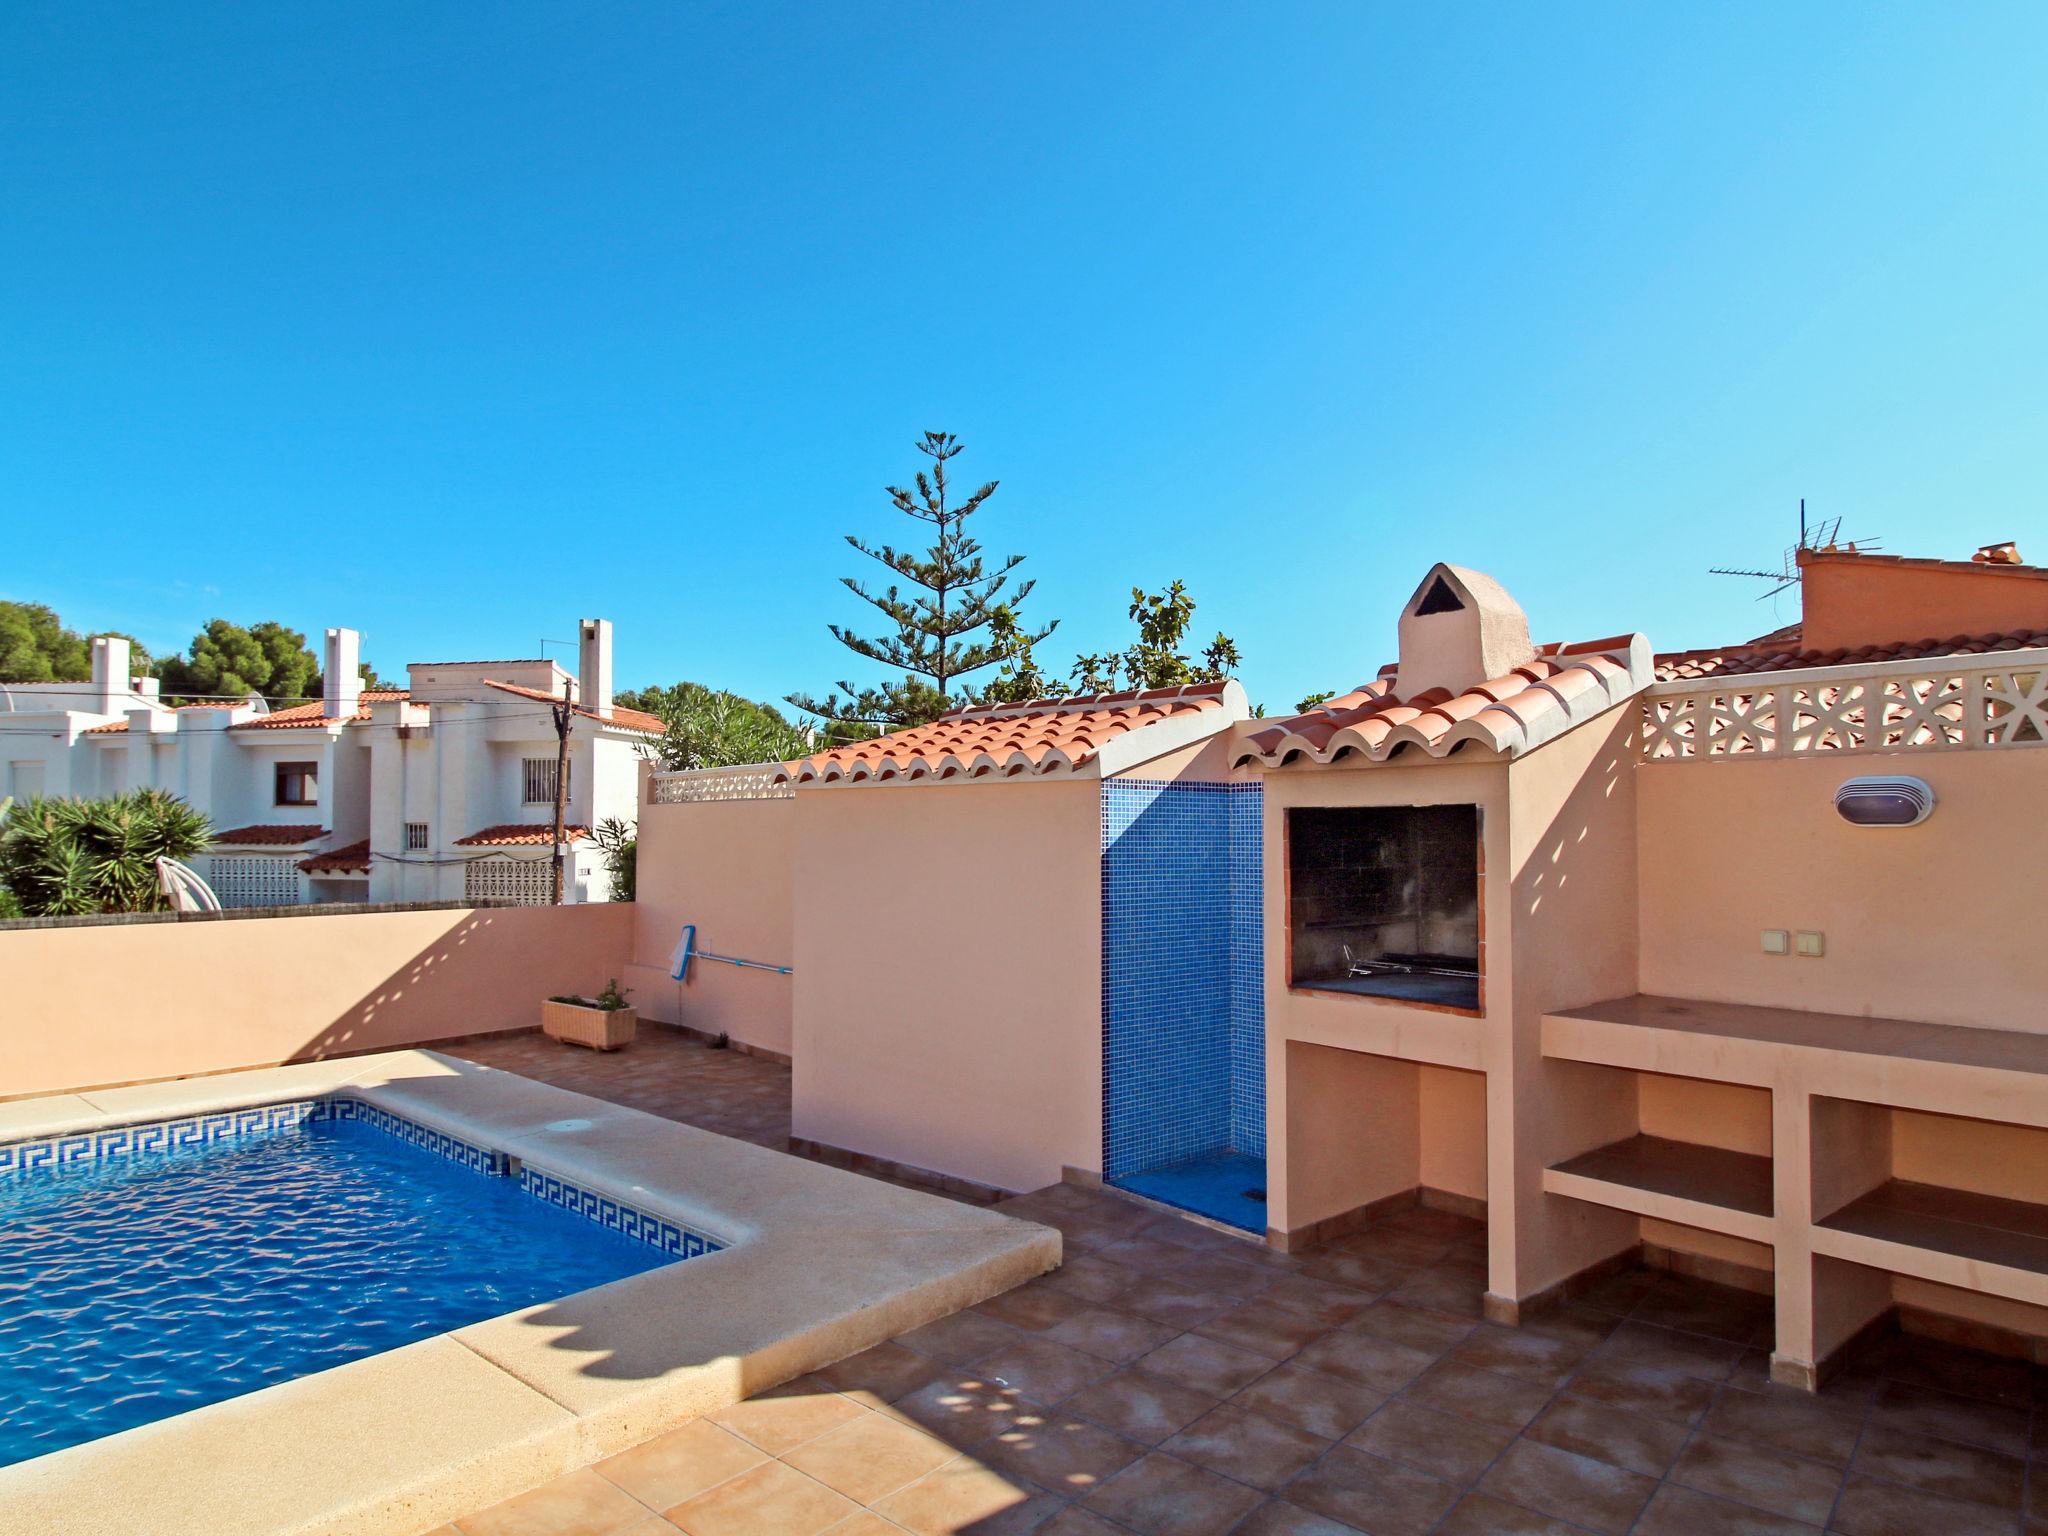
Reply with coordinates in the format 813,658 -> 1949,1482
541,999 -> 638,1051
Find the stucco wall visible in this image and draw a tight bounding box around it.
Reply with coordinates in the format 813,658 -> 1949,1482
790,779 -> 1102,1194
0,902 -> 633,1100
1636,749 -> 2044,1033
625,795 -> 797,1058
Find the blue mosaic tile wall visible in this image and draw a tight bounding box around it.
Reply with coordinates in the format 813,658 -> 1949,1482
1101,779 -> 1265,1179
0,1095 -> 723,1259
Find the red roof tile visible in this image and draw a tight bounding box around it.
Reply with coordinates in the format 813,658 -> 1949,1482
778,682 -> 1237,787
212,824 -> 328,846
299,839 -> 370,874
1235,637 -> 1652,768
481,680 -> 665,734
1654,626 -> 2048,681
453,823 -> 591,847
226,689 -> 412,730
82,700 -> 260,734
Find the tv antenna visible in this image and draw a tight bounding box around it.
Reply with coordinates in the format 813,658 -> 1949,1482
1710,500 -> 1876,601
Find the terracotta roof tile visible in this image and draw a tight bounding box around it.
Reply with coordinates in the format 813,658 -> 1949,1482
212,824 -> 328,846
298,839 -> 370,874
778,681 -> 1236,786
481,680 -> 665,734
1653,626 -> 2048,681
453,823 -> 591,847
226,690 -> 412,730
1235,639 -> 1652,769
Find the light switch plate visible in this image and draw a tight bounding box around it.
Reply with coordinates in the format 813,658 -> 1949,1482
1761,929 -> 1790,955
1796,930 -> 1825,958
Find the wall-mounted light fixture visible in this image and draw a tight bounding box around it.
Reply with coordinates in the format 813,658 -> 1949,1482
1833,775 -> 1935,827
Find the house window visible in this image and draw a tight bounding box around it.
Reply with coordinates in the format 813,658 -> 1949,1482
275,761 -> 318,806
522,757 -> 565,805
404,821 -> 430,850
1287,804 -> 1481,1010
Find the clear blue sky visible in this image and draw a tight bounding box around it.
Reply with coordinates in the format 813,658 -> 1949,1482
6,3 -> 2046,713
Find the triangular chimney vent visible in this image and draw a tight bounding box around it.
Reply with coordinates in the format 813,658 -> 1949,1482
1415,577 -> 1465,615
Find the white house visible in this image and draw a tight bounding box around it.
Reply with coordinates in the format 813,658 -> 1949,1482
0,621 -> 659,908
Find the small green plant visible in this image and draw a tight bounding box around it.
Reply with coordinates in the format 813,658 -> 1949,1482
547,979 -> 632,1011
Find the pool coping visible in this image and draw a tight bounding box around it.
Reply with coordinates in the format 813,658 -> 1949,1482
0,1050 -> 1061,1535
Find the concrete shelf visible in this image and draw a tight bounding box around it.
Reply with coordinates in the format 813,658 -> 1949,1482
1544,1132 -> 1775,1244
1815,1178 -> 2048,1309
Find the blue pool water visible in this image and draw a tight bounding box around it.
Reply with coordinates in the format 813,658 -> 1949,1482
0,1115 -> 671,1468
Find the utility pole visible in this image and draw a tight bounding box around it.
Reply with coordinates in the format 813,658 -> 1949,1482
549,680 -> 573,905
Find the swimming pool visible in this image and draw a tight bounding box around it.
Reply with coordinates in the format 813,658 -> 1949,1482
0,1096 -> 717,1468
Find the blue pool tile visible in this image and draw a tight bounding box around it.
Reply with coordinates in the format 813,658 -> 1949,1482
1117,1150 -> 1269,1234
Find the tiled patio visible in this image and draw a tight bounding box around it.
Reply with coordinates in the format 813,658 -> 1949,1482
441,1030 -> 2047,1536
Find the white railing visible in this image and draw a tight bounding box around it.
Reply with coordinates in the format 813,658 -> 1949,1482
648,763 -> 794,803
1641,648 -> 2048,760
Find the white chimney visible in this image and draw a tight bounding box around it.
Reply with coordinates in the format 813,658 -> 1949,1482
1392,564 -> 1536,701
91,635 -> 131,715
578,619 -> 613,714
324,628 -> 363,719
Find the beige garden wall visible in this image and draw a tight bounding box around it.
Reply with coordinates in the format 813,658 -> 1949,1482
1636,749 -> 2044,1033
790,778 -> 1103,1194
0,903 -> 632,1101
626,795 -> 797,1059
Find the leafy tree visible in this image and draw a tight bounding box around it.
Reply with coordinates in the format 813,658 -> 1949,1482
590,816 -> 636,902
974,605 -> 1062,705
620,681 -> 821,771
0,602 -> 153,686
1070,581 -> 1244,694
789,432 -> 1055,729
1297,690 -> 1334,712
0,789 -> 212,916
159,620 -> 320,706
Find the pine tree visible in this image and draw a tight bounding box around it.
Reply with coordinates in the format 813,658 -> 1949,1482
789,432 -> 1055,729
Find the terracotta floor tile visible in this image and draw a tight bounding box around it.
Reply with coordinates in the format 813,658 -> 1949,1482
1297,1250 -> 1407,1294
1169,1252 -> 1278,1300
1592,1319 -> 1743,1381
1278,1445 -> 1460,1536
1521,1394 -> 1689,1478
457,1469 -> 653,1536
1431,1492 -> 1591,1535
1632,1482 -> 1822,1534
1399,1360 -> 1553,1431
870,1460 -> 1064,1536
1107,1276 -> 1237,1330
978,1283 -> 1090,1333
891,1373 -> 1038,1447
1041,1304 -> 1182,1364
1702,1383 -> 1865,1466
1194,1298 -> 1332,1361
1476,1438 -> 1655,1536
1563,1356 -> 1718,1426
1339,1300 -> 1476,1356
1099,1236 -> 1204,1274
1064,1368 -> 1220,1446
781,1411 -> 960,1505
1670,1434 -> 1843,1525
666,1460 -> 859,1536
1290,1327 -> 1438,1395
1451,1323 -> 1594,1388
818,1515 -> 908,1536
1631,1282 -> 1772,1346
974,1336 -> 1121,1405
1159,1402 -> 1329,1490
1231,1362 -> 1386,1441
896,1309 -> 1024,1366
1336,1227 -> 1455,1268
1882,1337 -> 2038,1410
1829,1472 -> 2022,1536
708,1380 -> 867,1455
595,1420 -> 768,1512
1258,1275 -> 1379,1330
1344,1399 -> 1514,1484
1081,1450 -> 1264,1536
1036,1255 -> 1144,1305
1850,1419 -> 2027,1511
1036,1505 -> 1131,1536
978,1407 -> 1146,1497
816,1341 -> 949,1405
1384,1265 -> 1488,1318
1135,1333 -> 1277,1398
1871,1380 -> 2032,1458
1229,1500 -> 1368,1535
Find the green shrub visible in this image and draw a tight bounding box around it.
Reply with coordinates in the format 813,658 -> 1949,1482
0,789 -> 212,916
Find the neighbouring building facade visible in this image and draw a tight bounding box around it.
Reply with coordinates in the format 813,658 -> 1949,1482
0,620 -> 659,906
630,538 -> 2048,1392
